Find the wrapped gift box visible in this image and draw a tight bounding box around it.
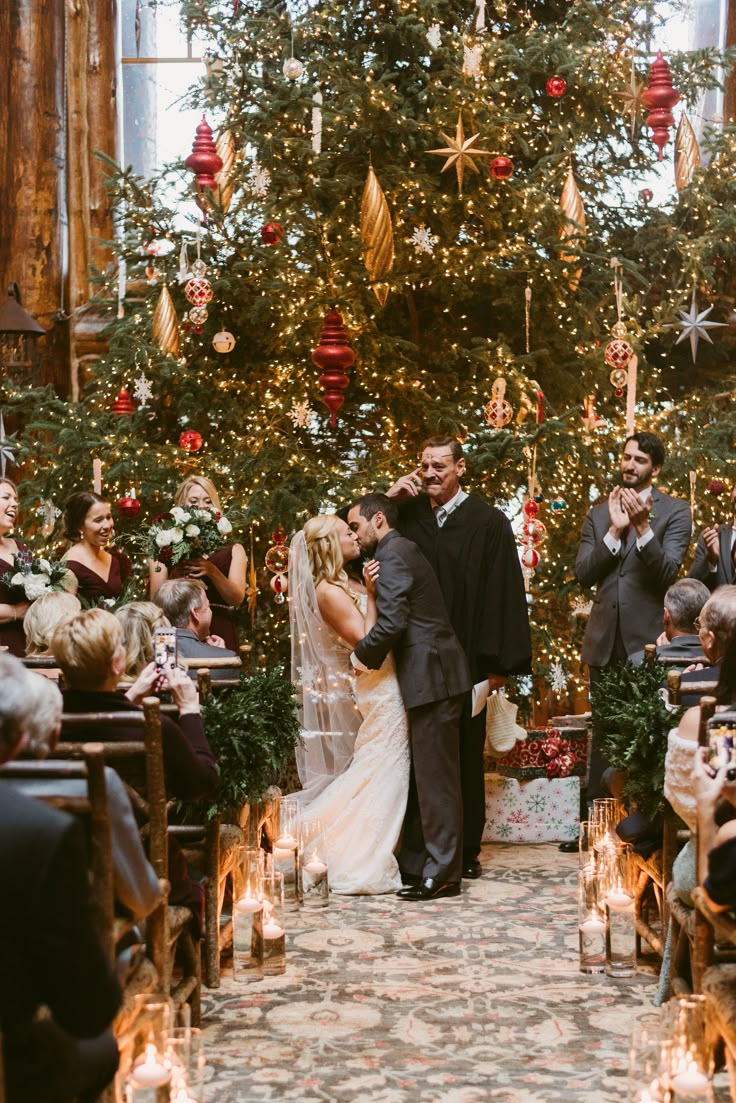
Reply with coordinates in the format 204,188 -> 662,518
482,773 -> 579,843
486,725 -> 590,782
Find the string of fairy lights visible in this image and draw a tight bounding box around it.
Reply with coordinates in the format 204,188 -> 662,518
4,0 -> 736,705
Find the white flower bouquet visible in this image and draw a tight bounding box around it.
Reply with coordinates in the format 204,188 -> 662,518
145,505 -> 235,570
2,550 -> 75,601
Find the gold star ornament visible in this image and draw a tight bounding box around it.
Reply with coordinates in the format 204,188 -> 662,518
427,112 -> 493,194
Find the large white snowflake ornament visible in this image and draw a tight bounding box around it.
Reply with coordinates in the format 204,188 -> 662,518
289,399 -> 315,429
37,499 -> 61,537
426,22 -> 442,49
409,224 -> 437,256
462,43 -> 483,81
249,161 -> 272,199
132,373 -> 154,408
570,596 -> 593,618
549,661 -> 569,694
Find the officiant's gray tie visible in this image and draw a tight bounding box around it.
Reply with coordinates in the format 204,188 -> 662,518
436,506 -> 447,528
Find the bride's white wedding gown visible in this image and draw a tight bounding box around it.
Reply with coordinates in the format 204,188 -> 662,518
297,599 -> 410,895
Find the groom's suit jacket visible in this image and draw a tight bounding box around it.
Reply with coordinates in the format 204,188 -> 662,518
353,529 -> 471,709
576,487 -> 692,668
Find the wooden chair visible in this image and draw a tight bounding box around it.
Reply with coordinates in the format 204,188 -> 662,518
55,698 -> 202,1024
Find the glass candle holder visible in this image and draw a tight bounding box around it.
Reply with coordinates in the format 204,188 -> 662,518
604,842 -> 637,978
233,845 -> 264,913
129,996 -> 172,1096
578,820 -> 597,870
628,1019 -> 669,1103
578,863 -> 607,974
662,996 -> 713,1100
273,797 -> 302,911
167,1027 -> 205,1103
300,818 -> 329,908
262,870 -> 286,976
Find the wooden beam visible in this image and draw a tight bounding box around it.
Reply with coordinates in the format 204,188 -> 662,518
725,0 -> 736,123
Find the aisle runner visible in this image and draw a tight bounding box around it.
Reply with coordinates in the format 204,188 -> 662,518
199,844 -> 699,1102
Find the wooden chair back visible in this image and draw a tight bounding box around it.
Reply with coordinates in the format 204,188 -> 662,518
667,670 -> 719,707
0,745 -> 115,961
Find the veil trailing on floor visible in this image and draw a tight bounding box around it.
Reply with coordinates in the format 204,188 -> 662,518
288,530 -> 361,802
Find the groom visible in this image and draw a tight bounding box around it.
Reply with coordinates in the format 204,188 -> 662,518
347,493 -> 471,901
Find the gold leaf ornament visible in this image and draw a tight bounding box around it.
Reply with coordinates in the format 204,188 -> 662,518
360,165 -> 394,307
152,285 -> 181,359
558,168 -> 586,292
215,129 -> 236,212
674,113 -> 701,192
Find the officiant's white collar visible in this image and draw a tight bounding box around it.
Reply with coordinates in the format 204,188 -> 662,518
433,486 -> 468,518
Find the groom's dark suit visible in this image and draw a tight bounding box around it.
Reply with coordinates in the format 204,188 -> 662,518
353,529 -> 471,883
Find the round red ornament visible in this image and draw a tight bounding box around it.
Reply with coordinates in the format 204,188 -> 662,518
546,75 -> 567,98
261,222 -> 284,245
522,499 -> 540,519
112,387 -> 134,415
639,188 -> 654,204
520,543 -> 540,569
604,337 -> 634,370
184,276 -> 213,307
117,495 -> 141,519
707,479 -> 726,496
179,429 -> 203,453
489,156 -> 514,180
521,519 -> 547,543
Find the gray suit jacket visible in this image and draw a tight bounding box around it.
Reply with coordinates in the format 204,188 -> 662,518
175,628 -> 240,681
688,523 -> 734,591
576,488 -> 692,668
353,530 -> 471,710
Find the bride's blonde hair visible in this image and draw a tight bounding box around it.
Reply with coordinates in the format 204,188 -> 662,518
303,515 -> 360,607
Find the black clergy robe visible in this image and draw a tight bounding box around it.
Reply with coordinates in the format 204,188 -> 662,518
396,492 -> 532,861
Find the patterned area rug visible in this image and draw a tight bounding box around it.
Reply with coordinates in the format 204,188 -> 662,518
200,844 -> 728,1102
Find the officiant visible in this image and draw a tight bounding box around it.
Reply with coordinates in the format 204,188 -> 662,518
387,436 -> 532,880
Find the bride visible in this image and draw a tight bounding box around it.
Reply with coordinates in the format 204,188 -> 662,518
289,514 -> 410,894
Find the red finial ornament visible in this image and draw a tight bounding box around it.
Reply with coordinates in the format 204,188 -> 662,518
311,307 -> 355,426
184,116 -> 223,190
641,52 -> 680,162
112,387 -> 134,414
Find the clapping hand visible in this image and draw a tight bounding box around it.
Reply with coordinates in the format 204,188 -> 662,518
619,487 -> 650,533
363,559 -> 380,594
608,487 -> 629,536
702,525 -> 720,566
387,468 -> 422,500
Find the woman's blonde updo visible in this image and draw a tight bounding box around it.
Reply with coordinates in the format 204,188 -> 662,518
303,515 -> 359,606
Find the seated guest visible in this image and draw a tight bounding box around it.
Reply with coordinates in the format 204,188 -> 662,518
13,671 -> 160,920
688,483 -> 736,591
628,578 -> 710,666
693,746 -> 736,912
0,652 -> 121,1103
115,600 -> 170,679
676,583 -> 736,705
23,590 -> 81,656
153,579 -> 240,681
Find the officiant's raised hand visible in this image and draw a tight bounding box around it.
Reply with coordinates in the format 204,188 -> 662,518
387,468 -> 422,500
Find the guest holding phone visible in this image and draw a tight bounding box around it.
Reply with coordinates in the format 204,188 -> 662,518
62,491 -> 131,605
148,476 -> 246,650
0,479 -> 32,656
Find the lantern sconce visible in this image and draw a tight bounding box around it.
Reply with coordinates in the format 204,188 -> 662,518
0,284 -> 46,387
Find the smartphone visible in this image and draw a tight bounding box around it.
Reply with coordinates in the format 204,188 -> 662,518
706,711 -> 736,782
153,626 -> 178,672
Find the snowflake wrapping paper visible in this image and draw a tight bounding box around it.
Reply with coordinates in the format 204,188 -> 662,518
487,726 -> 591,782
483,773 -> 580,843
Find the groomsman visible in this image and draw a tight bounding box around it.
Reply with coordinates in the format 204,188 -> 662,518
688,484 -> 736,590
387,436 -> 531,880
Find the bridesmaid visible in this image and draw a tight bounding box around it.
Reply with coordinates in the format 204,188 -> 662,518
149,475 -> 246,651
63,491 -> 132,604
0,479 -> 31,656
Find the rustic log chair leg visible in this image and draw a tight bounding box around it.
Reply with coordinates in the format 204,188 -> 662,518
203,816 -> 222,989
147,880 -> 170,994
172,929 -> 202,1027
692,909 -> 715,995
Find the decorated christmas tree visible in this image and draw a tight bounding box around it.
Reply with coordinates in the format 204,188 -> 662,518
5,0 -> 736,710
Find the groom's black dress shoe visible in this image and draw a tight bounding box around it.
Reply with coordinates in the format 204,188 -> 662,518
396,878 -> 461,901
462,858 -> 482,880
558,839 -> 578,853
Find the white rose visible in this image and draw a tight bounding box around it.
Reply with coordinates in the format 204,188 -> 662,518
169,527 -> 184,544
10,573 -> 25,587
217,516 -> 233,535
170,506 -> 190,524
185,524 -> 200,537
155,529 -> 175,548
25,574 -> 51,600
38,558 -> 52,573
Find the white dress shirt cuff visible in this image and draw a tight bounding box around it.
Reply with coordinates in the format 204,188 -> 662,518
603,531 -> 621,556
636,528 -> 654,551
350,651 -> 368,673
710,561 -> 719,573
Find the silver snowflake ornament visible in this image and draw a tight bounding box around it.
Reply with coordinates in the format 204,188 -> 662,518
290,399 -> 315,429
426,22 -> 442,49
667,290 -> 726,363
409,224 -> 437,256
462,43 -> 483,81
37,499 -> 61,537
549,661 -> 569,694
250,161 -> 272,199
132,373 -> 154,407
